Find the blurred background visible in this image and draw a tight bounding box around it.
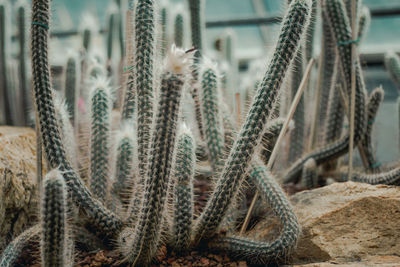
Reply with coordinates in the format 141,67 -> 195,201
5,0 -> 400,163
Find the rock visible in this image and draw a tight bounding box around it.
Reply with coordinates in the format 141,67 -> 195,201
0,126 -> 39,251
292,255 -> 400,266
249,182 -> 400,265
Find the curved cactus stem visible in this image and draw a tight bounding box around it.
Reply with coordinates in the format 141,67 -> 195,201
209,160 -> 300,265
41,169 -> 73,267
193,0 -> 311,243
31,0 -> 123,241
0,225 -> 40,267
122,47 -> 191,265
171,124 -> 195,252
335,165 -> 400,185
284,0 -> 368,184
361,87 -> 384,172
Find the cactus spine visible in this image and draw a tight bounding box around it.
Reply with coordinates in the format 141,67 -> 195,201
193,0 -> 311,243
209,160 -> 300,264
171,124 -> 195,252
41,169 -> 73,267
260,118 -> 285,163
122,47 -> 191,265
200,62 -> 225,172
89,79 -> 113,203
31,0 -> 123,240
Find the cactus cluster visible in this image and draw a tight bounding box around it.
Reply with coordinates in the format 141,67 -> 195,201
0,0 -> 399,266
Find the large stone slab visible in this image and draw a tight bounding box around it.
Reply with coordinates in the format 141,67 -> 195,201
0,126 -> 39,251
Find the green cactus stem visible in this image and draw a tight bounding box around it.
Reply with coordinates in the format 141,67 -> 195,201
171,124 -> 196,252
209,160 -> 300,264
17,0 -> 30,125
111,122 -> 136,204
284,0 -> 368,184
384,52 -> 400,90
134,0 -> 157,178
41,169 -> 73,267
64,54 -> 80,128
260,118 -> 285,164
89,78 -> 113,203
193,0 -> 311,243
31,0 -> 123,241
300,158 -> 318,189
0,225 -> 40,267
200,61 -> 225,173
174,7 -> 185,48
0,0 -> 12,125
288,51 -> 305,162
122,47 -> 191,265
188,0 -> 205,140
357,6 -> 371,44
361,87 -> 383,172
335,165 -> 400,185
121,6 -> 136,120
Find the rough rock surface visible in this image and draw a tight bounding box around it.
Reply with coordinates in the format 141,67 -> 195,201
250,181 -> 400,265
0,126 -> 39,251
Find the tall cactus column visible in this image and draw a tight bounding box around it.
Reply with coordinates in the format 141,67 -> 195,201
31,0 -> 123,241
0,0 -> 12,125
122,47 -> 192,265
193,0 -> 312,243
134,0 -> 157,178
188,0 -> 206,139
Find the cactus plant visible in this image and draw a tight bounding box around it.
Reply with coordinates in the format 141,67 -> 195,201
173,5 -> 186,48
120,46 -> 191,265
361,87 -> 384,172
193,0 -> 312,243
16,0 -> 31,126
209,159 -> 300,264
89,78 -> 113,203
300,158 -> 318,189
200,60 -> 225,173
384,51 -> 400,90
31,0 -> 123,240
40,169 -> 73,267
284,0 -> 368,184
0,0 -> 12,125
171,123 -> 196,252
